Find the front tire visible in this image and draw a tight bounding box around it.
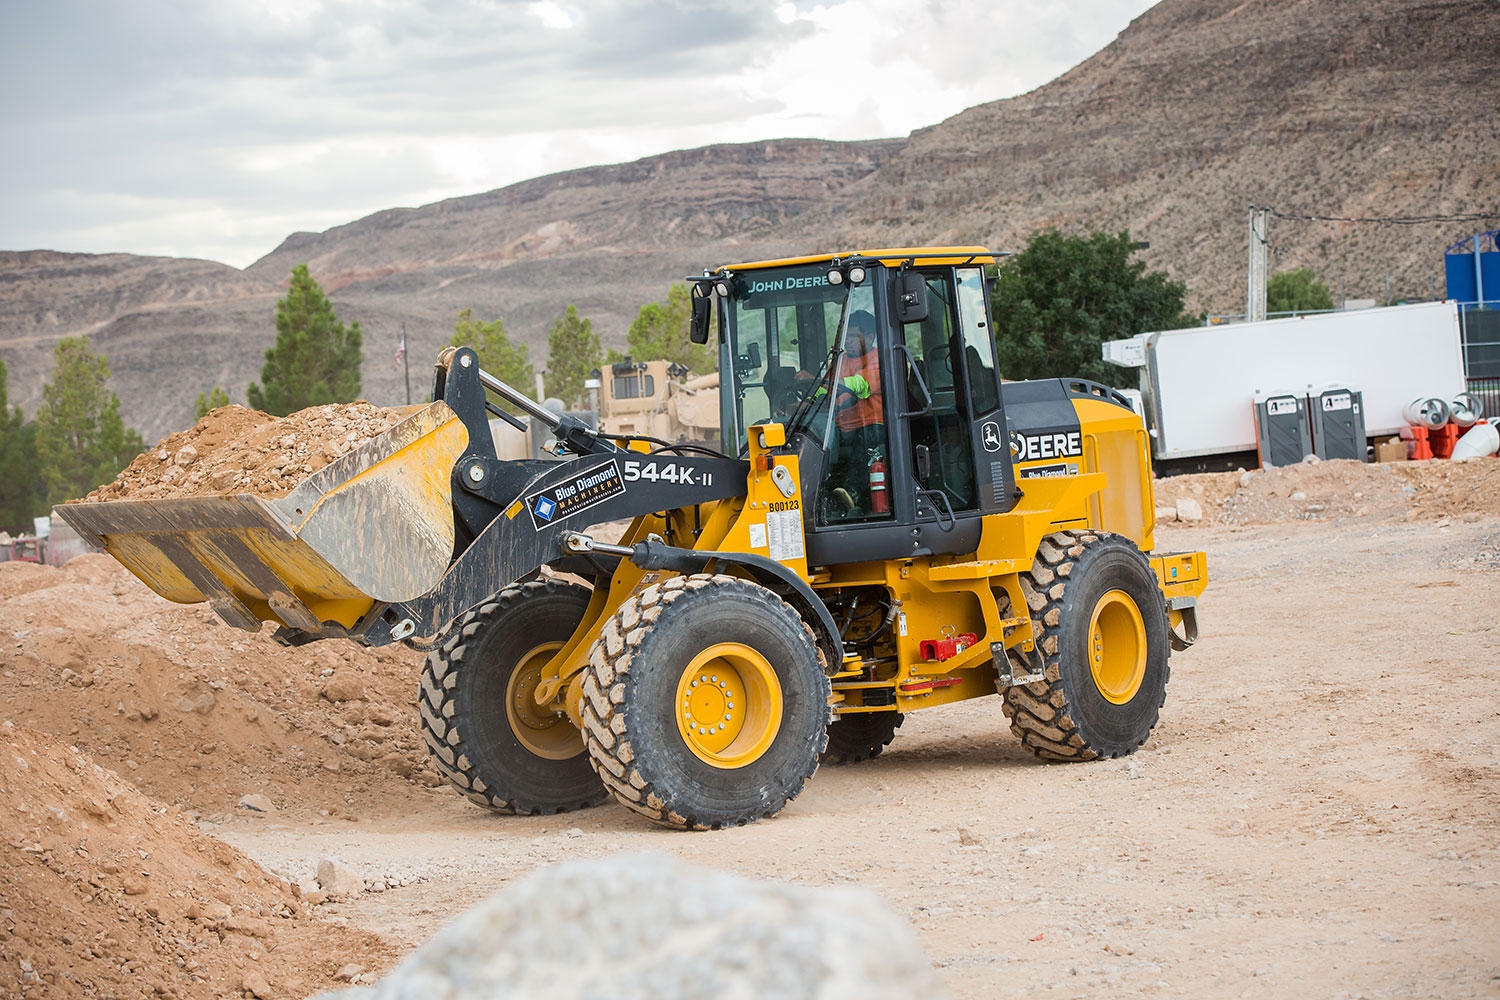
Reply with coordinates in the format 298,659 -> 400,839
420,580 -> 607,814
1001,531 -> 1171,760
580,574 -> 830,829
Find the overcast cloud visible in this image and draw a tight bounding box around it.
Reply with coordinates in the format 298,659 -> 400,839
0,0 -> 1155,268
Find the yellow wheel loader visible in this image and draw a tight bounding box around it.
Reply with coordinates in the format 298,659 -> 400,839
56,247 -> 1207,830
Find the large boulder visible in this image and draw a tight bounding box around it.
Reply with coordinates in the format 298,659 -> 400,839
316,853 -> 947,1000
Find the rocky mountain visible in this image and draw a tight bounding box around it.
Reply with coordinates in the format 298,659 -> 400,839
1,0 -> 1495,445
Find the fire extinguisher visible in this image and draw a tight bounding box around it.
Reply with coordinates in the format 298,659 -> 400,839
869,450 -> 889,514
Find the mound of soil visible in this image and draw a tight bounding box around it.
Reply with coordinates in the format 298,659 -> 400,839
0,555 -> 440,821
84,403 -> 410,503
0,723 -> 397,999
1157,456 -> 1500,527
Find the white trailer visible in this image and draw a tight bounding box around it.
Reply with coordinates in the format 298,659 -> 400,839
1104,301 -> 1467,467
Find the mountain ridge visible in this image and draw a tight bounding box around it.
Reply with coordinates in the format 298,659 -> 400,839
2,0 -> 1496,444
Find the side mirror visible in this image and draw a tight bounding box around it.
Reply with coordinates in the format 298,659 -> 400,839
896,270 -> 929,325
735,341 -> 762,374
689,287 -> 713,344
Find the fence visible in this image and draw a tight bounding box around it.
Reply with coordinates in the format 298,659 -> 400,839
1465,377 -> 1500,424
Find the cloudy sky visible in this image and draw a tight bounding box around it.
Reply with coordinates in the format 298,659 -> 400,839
1,0 -> 1154,269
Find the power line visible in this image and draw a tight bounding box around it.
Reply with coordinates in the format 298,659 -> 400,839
1266,209 -> 1500,226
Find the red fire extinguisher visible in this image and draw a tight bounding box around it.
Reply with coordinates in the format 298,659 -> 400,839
869,451 -> 889,514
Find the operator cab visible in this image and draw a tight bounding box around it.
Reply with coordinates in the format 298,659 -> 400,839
695,248 -> 1019,566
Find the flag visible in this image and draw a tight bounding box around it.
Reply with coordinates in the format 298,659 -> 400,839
394,330 -> 406,367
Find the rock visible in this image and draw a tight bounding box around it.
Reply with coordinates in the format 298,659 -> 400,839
309,854 -> 949,999
317,858 -> 365,898
380,753 -> 414,777
242,969 -> 273,999
1174,498 -> 1203,522
334,964 -> 366,982
224,913 -> 271,938
320,676 -> 367,703
174,445 -> 199,467
1302,453 -> 1321,464
1238,471 -> 1254,488
238,794 -> 276,813
1290,491 -> 1306,501
1155,506 -> 1177,523
956,827 -> 982,846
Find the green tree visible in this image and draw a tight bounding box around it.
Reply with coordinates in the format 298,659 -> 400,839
247,264 -> 363,415
195,386 -> 231,420
1267,267 -> 1335,314
451,309 -> 535,414
992,229 -> 1192,388
544,305 -> 602,408
0,360 -> 43,531
616,284 -> 717,374
34,337 -> 144,505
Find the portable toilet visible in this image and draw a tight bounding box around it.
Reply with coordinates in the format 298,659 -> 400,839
1253,390 -> 1313,468
1309,385 -> 1366,461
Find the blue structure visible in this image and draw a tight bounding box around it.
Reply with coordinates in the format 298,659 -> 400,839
1447,232 -> 1500,380
1445,230 -> 1500,307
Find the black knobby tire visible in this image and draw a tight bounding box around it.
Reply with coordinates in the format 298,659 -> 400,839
580,574 -> 831,830
1000,530 -> 1171,761
822,712 -> 903,764
420,579 -> 607,814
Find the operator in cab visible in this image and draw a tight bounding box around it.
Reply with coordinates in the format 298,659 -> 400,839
829,309 -> 888,518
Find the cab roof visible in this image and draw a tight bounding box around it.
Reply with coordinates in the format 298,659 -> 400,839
713,246 -> 1001,273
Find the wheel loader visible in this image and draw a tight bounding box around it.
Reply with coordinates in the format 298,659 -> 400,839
56,247 -> 1207,830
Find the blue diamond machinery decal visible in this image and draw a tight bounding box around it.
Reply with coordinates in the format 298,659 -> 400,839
533,496 -> 557,522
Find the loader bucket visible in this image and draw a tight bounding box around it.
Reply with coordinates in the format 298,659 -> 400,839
53,401 -> 469,634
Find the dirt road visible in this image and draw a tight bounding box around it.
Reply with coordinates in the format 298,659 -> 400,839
211,516 -> 1500,999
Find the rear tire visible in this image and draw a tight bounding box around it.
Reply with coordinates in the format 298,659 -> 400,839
580,574 -> 830,829
822,712 -> 903,764
420,580 -> 607,814
1000,531 -> 1170,761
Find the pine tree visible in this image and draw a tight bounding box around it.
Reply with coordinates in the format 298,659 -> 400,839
451,309 -> 535,413
247,264 -> 363,415
195,386 -> 231,420
34,337 -> 144,505
0,359 -> 42,531
544,305 -> 602,408
618,284 -> 717,373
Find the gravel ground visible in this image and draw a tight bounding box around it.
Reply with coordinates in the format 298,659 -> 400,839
213,516 -> 1500,1000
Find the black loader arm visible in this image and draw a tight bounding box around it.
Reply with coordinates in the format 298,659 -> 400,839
307,348 -> 749,648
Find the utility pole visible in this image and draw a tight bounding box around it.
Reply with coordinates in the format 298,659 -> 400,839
1246,206 -> 1269,322
401,322 -> 412,405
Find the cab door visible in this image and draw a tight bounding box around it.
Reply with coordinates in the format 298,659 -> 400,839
897,267 -> 1013,530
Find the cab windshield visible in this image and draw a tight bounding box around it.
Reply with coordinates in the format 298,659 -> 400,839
719,263 -> 876,451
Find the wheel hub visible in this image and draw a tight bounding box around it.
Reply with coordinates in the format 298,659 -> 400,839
506,641 -> 585,760
1088,589 -> 1147,705
675,643 -> 783,769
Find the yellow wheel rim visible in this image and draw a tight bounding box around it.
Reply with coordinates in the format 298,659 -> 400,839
675,643 -> 784,769
505,642 -> 584,760
1088,590 -> 1147,705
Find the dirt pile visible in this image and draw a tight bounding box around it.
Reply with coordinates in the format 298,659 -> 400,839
84,403 -> 409,503
0,555 -> 440,821
1157,456 -> 1500,528
0,722 -> 397,998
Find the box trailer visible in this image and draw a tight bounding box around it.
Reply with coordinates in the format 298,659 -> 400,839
1104,301 -> 1467,471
